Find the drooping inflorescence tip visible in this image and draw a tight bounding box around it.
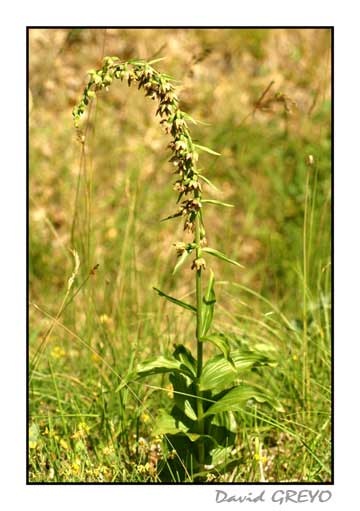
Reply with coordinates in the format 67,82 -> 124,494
72,58 -> 214,238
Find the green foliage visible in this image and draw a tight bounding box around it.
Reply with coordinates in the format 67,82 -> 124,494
29,28 -> 331,483
72,55 -> 285,481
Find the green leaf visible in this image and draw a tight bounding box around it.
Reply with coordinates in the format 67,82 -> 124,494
201,334 -> 233,366
29,423 -> 40,449
173,345 -> 197,378
202,247 -> 244,268
136,356 -> 193,379
198,174 -> 220,191
194,143 -> 221,156
180,112 -> 198,125
153,411 -> 201,442
202,199 -> 234,208
160,211 -> 183,222
148,57 -> 167,65
204,384 -> 284,417
201,270 -> 216,336
153,411 -> 189,436
153,287 -> 196,313
172,250 -> 190,275
170,372 -> 197,421
183,400 -> 198,421
210,446 -> 234,467
199,350 -> 274,391
181,112 -> 210,126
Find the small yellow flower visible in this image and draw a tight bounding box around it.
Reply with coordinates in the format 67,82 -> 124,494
91,352 -> 101,363
106,227 -> 118,240
59,438 -> 69,450
71,458 -> 81,474
254,453 -> 268,463
99,314 -> 110,324
141,412 -> 150,424
79,422 -> 90,435
102,445 -> 114,456
72,421 -> 90,440
51,346 -> 66,359
166,384 -> 174,399
99,314 -> 114,329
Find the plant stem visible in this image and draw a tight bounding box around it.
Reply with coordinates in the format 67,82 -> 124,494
195,212 -> 205,471
302,166 -> 310,413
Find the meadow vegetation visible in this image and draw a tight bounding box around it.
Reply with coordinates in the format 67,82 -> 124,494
29,28 -> 332,483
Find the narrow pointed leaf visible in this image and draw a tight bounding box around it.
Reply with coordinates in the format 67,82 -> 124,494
198,174 -> 220,191
201,270 -> 216,336
202,199 -> 234,208
204,384 -> 284,417
153,287 -> 196,313
180,112 -> 198,125
184,400 -> 198,421
172,250 -> 190,275
202,247 -> 244,268
194,143 -> 221,156
160,211 -> 182,222
182,112 -> 210,126
148,57 -> 167,65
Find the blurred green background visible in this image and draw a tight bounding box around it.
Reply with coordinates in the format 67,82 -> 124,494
29,28 -> 331,483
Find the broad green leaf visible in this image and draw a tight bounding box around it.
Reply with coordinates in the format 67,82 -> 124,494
194,143 -> 221,156
204,384 -> 284,417
170,372 -> 198,420
202,199 -> 234,208
136,356 -> 193,379
199,350 -> 273,391
207,411 -> 237,449
202,247 -> 244,269
210,446 -> 234,467
153,411 -> 200,442
153,287 -> 196,313
172,250 -> 190,275
173,345 -> 197,377
201,270 -> 216,336
201,334 -> 233,366
153,411 -> 189,436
